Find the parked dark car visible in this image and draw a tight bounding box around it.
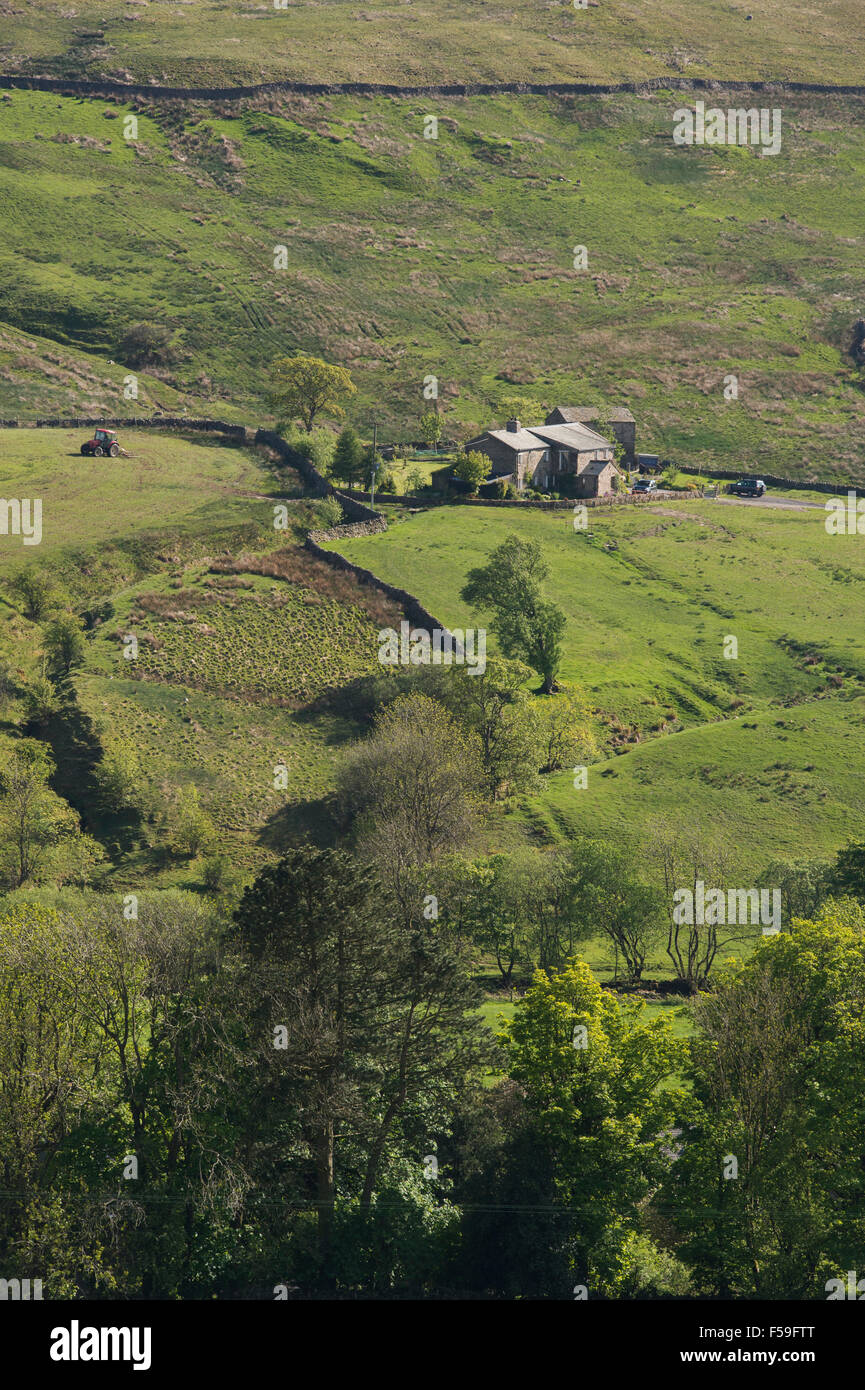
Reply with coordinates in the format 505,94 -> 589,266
632,477 -> 658,494
734,477 -> 766,497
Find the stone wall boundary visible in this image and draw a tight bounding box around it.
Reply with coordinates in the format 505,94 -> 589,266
304,537 -> 453,639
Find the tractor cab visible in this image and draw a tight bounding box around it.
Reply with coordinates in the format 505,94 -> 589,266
81,428 -> 120,458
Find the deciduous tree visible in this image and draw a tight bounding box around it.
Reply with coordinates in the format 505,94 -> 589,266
338,692 -> 483,900
461,958 -> 683,1295
452,450 -> 491,493
269,354 -> 355,432
461,535 -> 566,694
666,903 -> 865,1298
0,740 -> 77,886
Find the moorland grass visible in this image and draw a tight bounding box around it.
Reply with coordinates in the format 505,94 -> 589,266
2,90 -> 865,478
2,0 -> 864,87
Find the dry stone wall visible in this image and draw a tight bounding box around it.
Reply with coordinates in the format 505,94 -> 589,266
3,74 -> 864,102
304,537 -> 449,635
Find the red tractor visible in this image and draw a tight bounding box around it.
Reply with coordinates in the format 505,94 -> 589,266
81,427 -> 121,458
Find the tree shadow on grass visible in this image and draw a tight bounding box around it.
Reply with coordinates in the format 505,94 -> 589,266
257,793 -> 341,854
39,693 -> 142,855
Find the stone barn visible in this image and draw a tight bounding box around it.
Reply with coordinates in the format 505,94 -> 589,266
545,405 -> 636,463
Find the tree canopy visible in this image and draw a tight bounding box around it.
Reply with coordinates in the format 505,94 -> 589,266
461,534 -> 566,693
269,354 -> 356,432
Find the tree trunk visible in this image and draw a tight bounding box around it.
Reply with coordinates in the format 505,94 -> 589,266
315,1121 -> 335,1275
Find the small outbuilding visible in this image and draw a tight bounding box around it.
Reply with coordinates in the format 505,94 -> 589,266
572,458 -> 620,498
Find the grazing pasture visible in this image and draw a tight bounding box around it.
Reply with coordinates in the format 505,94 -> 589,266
3,0 -> 864,87
329,498 -> 865,870
2,89 -> 865,478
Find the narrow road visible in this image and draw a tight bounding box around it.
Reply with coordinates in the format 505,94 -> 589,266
713,495 -> 824,511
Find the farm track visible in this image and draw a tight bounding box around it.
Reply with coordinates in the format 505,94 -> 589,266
4,72 -> 865,105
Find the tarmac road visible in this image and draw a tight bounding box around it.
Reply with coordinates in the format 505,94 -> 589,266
712,494 -> 824,511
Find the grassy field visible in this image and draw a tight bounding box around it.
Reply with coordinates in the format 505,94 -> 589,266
2,1 -> 864,87
0,427 -> 274,574
328,498 -> 865,873
2,89 -> 865,478
4,430 -> 862,886
0,428 -> 392,883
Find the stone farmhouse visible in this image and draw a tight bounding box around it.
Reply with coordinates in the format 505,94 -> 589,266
465,408 -> 623,497
545,406 -> 636,463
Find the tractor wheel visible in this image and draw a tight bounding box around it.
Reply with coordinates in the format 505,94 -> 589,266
109,444 -> 119,457
80,445 -> 89,455
92,446 -> 104,457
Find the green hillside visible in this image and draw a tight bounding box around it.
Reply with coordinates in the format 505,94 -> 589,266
0,426 -> 270,571
2,87 -> 865,478
0,320 -> 234,418
2,0 -> 864,87
327,499 -> 865,871
0,428 -> 392,883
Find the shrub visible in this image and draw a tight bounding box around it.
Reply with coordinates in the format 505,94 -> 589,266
376,469 -> 397,494
452,450 -> 491,493
280,425 -> 337,473
42,614 -> 86,683
165,786 -> 216,858
9,569 -> 58,621
406,467 -> 427,495
117,321 -> 179,368
0,658 -> 17,706
21,676 -> 61,729
94,738 -> 147,816
202,854 -> 241,895
313,495 -> 345,530
82,599 -> 115,631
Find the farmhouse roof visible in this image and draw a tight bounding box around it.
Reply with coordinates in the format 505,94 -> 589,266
468,418 -> 614,454
582,458 -> 620,475
526,422 -> 613,450
549,406 -> 635,424
479,427 -> 549,452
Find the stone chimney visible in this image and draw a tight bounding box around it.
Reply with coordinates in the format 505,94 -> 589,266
506,418 -> 521,433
